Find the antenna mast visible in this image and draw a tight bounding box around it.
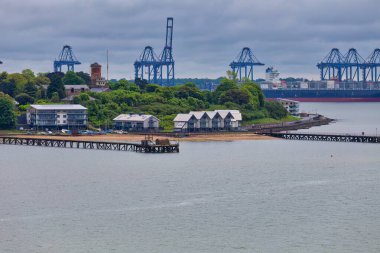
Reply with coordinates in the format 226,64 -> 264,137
106,49 -> 109,81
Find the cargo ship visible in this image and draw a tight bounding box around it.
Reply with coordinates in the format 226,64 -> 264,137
262,89 -> 380,102
260,67 -> 380,102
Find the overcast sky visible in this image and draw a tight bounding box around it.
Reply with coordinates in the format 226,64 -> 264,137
1,0 -> 379,80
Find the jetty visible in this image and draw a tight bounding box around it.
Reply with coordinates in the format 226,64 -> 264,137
266,132 -> 380,144
247,114 -> 333,134
0,136 -> 179,153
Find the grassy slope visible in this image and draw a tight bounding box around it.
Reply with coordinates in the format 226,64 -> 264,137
242,115 -> 301,126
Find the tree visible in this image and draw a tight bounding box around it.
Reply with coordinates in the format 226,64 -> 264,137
219,89 -> 251,105
226,70 -> 238,81
47,73 -> 65,99
76,71 -> 91,84
34,76 -> 51,87
0,72 -> 8,82
214,78 -> 239,101
241,81 -> 265,108
22,69 -> 35,81
135,78 -> 148,90
62,71 -> 85,85
145,84 -> 160,93
51,92 -> 60,102
24,82 -> 37,97
35,86 -> 46,99
7,73 -> 28,95
264,101 -> 288,119
15,93 -> 34,105
0,79 -> 16,97
0,92 -> 16,129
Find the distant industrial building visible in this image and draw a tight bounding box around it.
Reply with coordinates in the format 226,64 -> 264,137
173,110 -> 242,131
90,62 -> 108,87
273,98 -> 299,116
27,104 -> 87,129
64,84 -> 90,97
113,114 -> 160,131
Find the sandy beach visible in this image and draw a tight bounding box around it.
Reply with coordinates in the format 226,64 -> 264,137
12,133 -> 274,142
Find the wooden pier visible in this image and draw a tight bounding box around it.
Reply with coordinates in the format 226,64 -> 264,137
266,132 -> 380,144
0,136 -> 179,153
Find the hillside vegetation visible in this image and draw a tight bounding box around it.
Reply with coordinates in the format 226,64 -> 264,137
0,69 -> 290,130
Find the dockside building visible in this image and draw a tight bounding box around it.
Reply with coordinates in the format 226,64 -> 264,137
173,110 -> 242,131
113,114 -> 160,131
273,98 -> 299,116
27,104 -> 88,129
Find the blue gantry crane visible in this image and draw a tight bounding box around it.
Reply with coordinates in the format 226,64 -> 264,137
134,46 -> 159,83
363,49 -> 380,82
317,48 -> 345,81
230,47 -> 264,82
157,17 -> 175,86
343,48 -> 365,82
54,45 -> 81,72
317,48 -> 380,83
134,17 -> 174,86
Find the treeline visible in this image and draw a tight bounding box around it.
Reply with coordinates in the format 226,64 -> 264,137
0,69 -> 290,130
0,69 -> 91,106
0,70 -> 91,129
77,75 -> 289,130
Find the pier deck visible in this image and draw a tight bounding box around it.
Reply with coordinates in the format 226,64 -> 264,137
266,132 -> 380,144
0,136 -> 179,153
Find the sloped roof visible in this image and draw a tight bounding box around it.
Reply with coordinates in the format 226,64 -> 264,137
205,111 -> 217,118
174,110 -> 242,122
214,110 -> 231,119
30,104 -> 87,110
274,98 -> 299,104
173,113 -> 193,122
64,85 -> 89,89
215,110 -> 242,121
90,87 -> 110,93
90,62 -> 101,67
113,114 -> 159,122
189,111 -> 208,119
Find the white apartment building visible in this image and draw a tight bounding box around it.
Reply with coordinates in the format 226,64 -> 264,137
27,104 -> 87,129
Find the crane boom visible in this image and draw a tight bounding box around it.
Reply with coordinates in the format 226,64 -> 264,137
165,17 -> 173,49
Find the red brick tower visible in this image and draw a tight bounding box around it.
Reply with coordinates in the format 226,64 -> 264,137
90,62 -> 102,85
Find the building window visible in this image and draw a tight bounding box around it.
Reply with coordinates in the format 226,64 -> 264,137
63,120 -> 66,124
63,115 -> 67,118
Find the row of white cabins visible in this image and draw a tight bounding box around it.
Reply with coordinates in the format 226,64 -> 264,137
173,110 -> 242,131
114,110 -> 242,132
26,105 -> 242,132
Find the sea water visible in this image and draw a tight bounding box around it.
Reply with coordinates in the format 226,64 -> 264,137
0,103 -> 379,253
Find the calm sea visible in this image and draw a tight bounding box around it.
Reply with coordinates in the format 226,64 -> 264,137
1,103 -> 380,253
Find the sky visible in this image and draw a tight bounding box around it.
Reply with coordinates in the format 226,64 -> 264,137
0,0 -> 380,80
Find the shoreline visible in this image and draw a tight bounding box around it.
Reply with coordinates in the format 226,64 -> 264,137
3,114 -> 333,143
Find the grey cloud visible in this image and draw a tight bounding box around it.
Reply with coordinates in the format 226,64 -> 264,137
0,0 -> 379,79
